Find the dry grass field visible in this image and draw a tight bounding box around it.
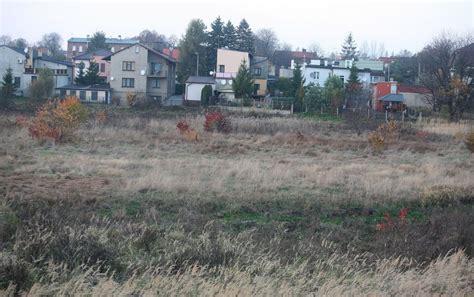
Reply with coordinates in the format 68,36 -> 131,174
0,106 -> 473,296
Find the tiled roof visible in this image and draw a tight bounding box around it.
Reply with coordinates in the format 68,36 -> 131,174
68,37 -> 138,44
162,48 -> 180,61
399,85 -> 431,94
102,43 -> 177,63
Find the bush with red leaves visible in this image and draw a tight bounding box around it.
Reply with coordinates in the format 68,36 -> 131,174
376,208 -> 409,231
204,112 -> 231,133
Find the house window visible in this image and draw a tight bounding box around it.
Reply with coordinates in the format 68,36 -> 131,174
135,46 -> 140,53
254,67 -> 262,76
79,46 -> 83,52
79,90 -> 86,100
14,77 -> 20,88
60,89 -> 66,97
339,75 -> 344,83
72,45 -> 76,51
151,79 -> 160,88
150,62 -> 162,75
100,63 -> 105,72
91,91 -> 98,101
31,76 -> 37,82
70,90 -> 76,96
122,61 -> 135,71
219,65 -> 225,73
122,78 -> 135,88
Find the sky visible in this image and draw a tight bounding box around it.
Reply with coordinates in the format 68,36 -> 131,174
0,0 -> 473,55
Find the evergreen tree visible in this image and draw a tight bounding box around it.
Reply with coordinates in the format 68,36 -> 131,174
232,60 -> 254,99
201,84 -> 213,106
83,61 -> 101,85
88,31 -> 107,52
305,84 -> 327,112
291,63 -> 305,112
236,19 -> 254,54
341,32 -> 358,60
75,62 -> 86,84
323,75 -> 345,112
208,16 -> 225,72
1,68 -> 15,108
223,21 -> 237,50
177,19 -> 209,83
345,64 -> 362,107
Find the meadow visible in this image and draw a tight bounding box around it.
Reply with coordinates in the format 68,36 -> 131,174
0,106 -> 473,296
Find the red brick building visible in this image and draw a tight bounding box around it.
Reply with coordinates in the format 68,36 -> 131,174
372,81 -> 405,112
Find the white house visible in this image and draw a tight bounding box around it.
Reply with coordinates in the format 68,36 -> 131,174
303,60 -> 371,86
185,76 -> 215,105
0,45 -> 27,96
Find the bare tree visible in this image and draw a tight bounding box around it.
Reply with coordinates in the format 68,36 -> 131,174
279,42 -> 292,51
38,32 -> 63,58
377,43 -> 386,58
359,41 -> 369,59
418,32 -> 474,121
254,28 -> 278,57
135,29 -> 166,46
0,35 -> 12,45
307,42 -> 324,57
167,34 -> 178,48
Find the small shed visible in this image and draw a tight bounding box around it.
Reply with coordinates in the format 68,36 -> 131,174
185,76 -> 215,105
56,84 -> 111,104
380,93 -> 405,112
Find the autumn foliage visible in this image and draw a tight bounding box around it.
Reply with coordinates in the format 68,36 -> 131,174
376,208 -> 409,231
29,96 -> 88,142
204,112 -> 231,133
177,120 -> 198,141
368,120 -> 400,151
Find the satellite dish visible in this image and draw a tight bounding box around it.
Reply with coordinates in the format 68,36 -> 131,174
110,77 -> 114,81
140,70 -> 146,75
24,47 -> 28,54
209,71 -> 214,76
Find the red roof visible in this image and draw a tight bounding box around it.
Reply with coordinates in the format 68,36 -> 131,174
399,84 -> 431,94
162,48 -> 180,61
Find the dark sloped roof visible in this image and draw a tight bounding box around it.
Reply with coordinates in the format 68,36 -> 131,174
186,76 -> 215,84
102,43 -> 177,63
36,56 -> 73,66
0,45 -> 26,55
56,83 -> 110,91
73,49 -> 112,60
380,94 -> 404,102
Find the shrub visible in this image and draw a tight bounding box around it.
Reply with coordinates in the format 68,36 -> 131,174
201,85 -> 213,107
126,92 -> 146,107
368,132 -> 385,151
15,116 -> 29,127
204,112 -> 231,133
28,96 -> 88,142
420,186 -> 473,207
176,120 -> 198,141
95,111 -> 107,125
465,129 -> 474,152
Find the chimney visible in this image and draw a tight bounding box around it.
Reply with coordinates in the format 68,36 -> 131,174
302,48 -> 306,52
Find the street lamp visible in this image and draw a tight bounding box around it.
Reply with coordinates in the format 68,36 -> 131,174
195,52 -> 199,76
386,61 -> 394,82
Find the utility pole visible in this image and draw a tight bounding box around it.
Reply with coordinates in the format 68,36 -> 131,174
195,52 -> 199,76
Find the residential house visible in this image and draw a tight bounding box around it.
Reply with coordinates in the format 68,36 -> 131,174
0,45 -> 27,96
184,76 -> 215,105
215,48 -> 250,100
67,37 -> 138,59
31,56 -> 74,90
250,56 -> 270,99
372,81 -> 405,112
72,49 -> 112,82
303,59 -> 371,87
104,43 -> 177,105
273,49 -> 318,78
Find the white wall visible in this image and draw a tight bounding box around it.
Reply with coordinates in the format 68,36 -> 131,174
185,83 -> 215,101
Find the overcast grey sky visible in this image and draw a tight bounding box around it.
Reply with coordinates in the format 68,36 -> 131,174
1,0 -> 473,54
